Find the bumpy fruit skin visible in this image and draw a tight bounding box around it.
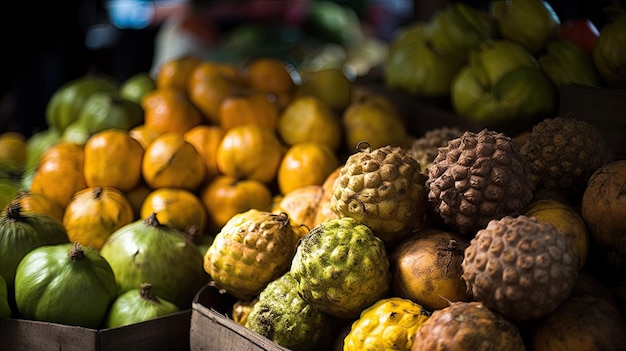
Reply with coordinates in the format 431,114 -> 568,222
245,272 -> 335,351
408,127 -> 463,173
462,215 -> 579,321
411,301 -> 526,351
520,116 -> 613,198
331,144 -> 428,248
343,297 -> 430,351
426,129 -> 535,235
290,217 -> 391,319
204,210 -> 301,301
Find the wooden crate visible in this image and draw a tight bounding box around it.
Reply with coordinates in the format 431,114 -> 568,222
190,284 -> 290,351
0,310 -> 191,351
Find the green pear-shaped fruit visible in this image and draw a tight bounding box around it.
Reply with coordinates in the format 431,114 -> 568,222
490,0 -> 560,54
45,75 -> 118,133
61,120 -> 91,145
451,66 -> 556,124
119,72 -> 156,105
593,8 -> 626,89
429,2 -> 496,57
77,91 -> 143,133
385,23 -> 465,96
469,39 -> 539,88
539,39 -> 601,89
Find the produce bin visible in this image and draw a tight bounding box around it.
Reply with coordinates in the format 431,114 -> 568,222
190,283 -> 290,351
559,83 -> 626,160
0,310 -> 191,351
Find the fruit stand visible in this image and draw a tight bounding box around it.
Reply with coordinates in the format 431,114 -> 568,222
1,1 -> 626,351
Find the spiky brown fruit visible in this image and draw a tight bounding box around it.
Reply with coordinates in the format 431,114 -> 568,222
426,129 -> 535,235
411,301 -> 526,351
461,215 -> 579,321
520,116 -> 613,197
408,127 -> 463,173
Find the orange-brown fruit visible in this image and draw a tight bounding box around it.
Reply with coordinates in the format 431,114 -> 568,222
183,124 -> 224,180
271,185 -> 324,230
243,57 -> 296,97
276,141 -> 340,195
6,191 -> 64,222
200,174 -> 273,231
83,129 -> 144,192
218,91 -> 279,132
142,87 -> 203,135
140,187 -> 207,240
188,69 -> 244,125
390,228 -> 473,311
128,124 -> 162,149
156,55 -> 202,90
312,166 -> 341,227
141,132 -> 206,191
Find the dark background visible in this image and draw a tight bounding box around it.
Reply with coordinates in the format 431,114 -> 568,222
0,0 -> 621,137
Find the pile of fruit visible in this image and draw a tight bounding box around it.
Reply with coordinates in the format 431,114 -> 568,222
385,0 -> 626,128
0,1 -> 625,350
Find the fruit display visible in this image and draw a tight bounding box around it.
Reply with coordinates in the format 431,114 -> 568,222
0,2 -> 625,349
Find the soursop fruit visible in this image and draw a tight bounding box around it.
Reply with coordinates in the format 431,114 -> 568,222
411,301 -> 526,351
461,215 -> 579,321
520,116 -> 613,198
290,217 -> 391,319
426,129 -> 534,235
245,271 -> 335,351
330,143 -> 428,248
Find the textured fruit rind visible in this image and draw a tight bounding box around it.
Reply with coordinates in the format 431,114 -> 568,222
411,301 -> 526,351
290,217 -> 391,319
204,210 -> 300,301
343,297 -> 430,351
245,272 -> 334,351
461,215 -> 578,321
331,144 -> 428,247
426,129 -> 534,235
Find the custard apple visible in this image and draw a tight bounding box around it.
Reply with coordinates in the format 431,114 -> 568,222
461,215 -> 579,321
330,143 -> 428,248
520,116 -> 613,198
407,126 -> 463,173
204,210 -> 301,300
245,271 -> 335,351
290,217 -> 391,319
426,129 -> 534,235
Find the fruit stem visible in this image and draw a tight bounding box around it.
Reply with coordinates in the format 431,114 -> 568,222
68,242 -> 85,261
140,282 -> 160,302
4,201 -> 23,222
144,212 -> 162,227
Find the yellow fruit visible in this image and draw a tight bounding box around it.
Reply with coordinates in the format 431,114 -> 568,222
63,186 -> 134,250
523,190 -> 590,269
277,96 -> 343,151
342,94 -> 409,150
183,124 -> 224,180
140,187 -> 207,239
343,297 -> 430,351
276,141 -> 340,195
0,132 -> 26,168
271,185 -> 324,230
296,67 -> 352,111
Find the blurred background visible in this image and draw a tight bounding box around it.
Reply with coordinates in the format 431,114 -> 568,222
0,0 -> 621,137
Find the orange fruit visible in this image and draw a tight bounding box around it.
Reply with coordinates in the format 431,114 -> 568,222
218,91 -> 279,131
243,57 -> 296,95
83,129 -> 144,192
128,124 -> 163,149
276,141 -> 340,195
200,174 -> 273,230
188,70 -> 245,125
0,132 -> 27,168
142,132 -> 207,190
216,124 -> 284,184
140,187 -> 208,239
142,87 -> 203,134
7,191 -> 65,222
183,124 -> 224,180
156,55 -> 202,90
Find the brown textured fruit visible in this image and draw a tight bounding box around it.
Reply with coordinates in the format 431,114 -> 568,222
331,143 -> 428,248
411,301 -> 526,351
426,129 -> 535,235
461,215 -> 579,321
520,116 -> 613,197
407,126 -> 463,173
